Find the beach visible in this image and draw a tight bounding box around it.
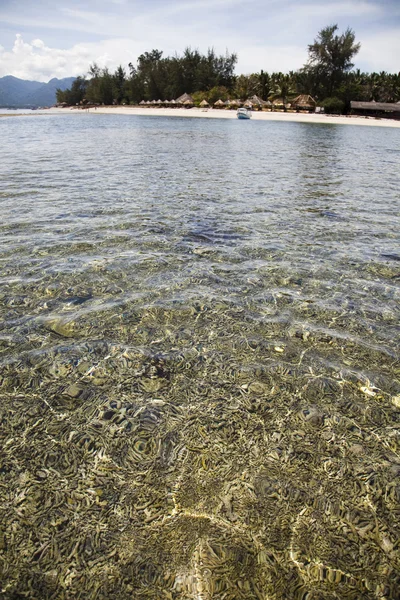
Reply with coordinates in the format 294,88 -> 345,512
55,105 -> 400,128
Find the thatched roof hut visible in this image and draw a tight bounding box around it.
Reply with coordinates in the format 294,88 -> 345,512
248,95 -> 266,107
229,99 -> 242,107
214,99 -> 225,108
199,99 -> 209,107
139,100 -> 146,105
183,99 -> 193,107
291,95 -> 316,110
351,101 -> 400,116
170,99 -> 177,105
176,93 -> 194,105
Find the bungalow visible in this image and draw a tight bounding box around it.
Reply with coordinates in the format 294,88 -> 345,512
291,95 -> 316,112
175,93 -> 194,105
351,101 -> 400,120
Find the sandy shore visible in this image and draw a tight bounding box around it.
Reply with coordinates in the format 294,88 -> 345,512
60,105 -> 400,128
2,106 -> 399,128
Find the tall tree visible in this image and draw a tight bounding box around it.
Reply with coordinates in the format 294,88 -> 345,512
258,70 -> 272,100
304,24 -> 360,97
113,66 -> 126,104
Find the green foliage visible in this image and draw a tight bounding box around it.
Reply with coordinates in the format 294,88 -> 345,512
270,73 -> 297,107
234,74 -> 260,100
191,91 -> 208,106
57,31 -> 400,111
59,48 -> 237,106
128,47 -> 237,103
304,24 -> 360,97
114,66 -> 127,104
56,76 -> 87,105
321,97 -> 345,114
258,70 -> 272,100
205,86 -> 230,105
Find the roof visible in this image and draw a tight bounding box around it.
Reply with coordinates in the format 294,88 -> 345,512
176,93 -> 194,104
351,101 -> 400,112
249,94 -> 267,106
214,99 -> 225,106
199,99 -> 209,106
292,94 -> 316,107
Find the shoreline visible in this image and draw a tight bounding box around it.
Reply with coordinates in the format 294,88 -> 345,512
63,105 -> 400,128
2,106 -> 400,128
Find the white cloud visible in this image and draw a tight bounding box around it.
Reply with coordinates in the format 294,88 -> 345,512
31,39 -> 45,49
0,34 -> 145,81
0,1 -> 398,81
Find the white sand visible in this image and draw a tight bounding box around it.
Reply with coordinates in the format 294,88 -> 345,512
52,105 -> 400,129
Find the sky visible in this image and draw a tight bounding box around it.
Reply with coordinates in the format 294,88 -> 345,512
0,0 -> 399,82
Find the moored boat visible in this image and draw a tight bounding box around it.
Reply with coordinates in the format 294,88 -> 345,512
237,107 -> 251,120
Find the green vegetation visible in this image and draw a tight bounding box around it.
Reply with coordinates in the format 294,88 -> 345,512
57,25 -> 400,113
320,96 -> 346,114
303,24 -> 360,98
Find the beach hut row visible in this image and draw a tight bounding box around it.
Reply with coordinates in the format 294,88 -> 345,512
213,94 -> 317,112
213,96 -> 272,110
139,93 -> 195,107
139,93 -> 317,112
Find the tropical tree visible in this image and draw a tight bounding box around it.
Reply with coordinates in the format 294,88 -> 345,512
270,73 -> 297,108
85,63 -> 102,103
113,66 -> 127,104
56,76 -> 87,105
205,86 -> 230,105
258,70 -> 272,100
234,74 -> 260,99
303,24 -> 361,97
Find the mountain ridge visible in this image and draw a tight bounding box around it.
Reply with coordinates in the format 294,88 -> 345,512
0,75 -> 76,107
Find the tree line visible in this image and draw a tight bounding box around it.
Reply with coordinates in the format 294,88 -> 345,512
56,25 -> 400,113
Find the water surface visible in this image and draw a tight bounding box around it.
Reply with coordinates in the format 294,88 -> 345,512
0,114 -> 399,599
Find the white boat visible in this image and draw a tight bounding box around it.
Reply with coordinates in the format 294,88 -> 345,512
237,107 -> 251,120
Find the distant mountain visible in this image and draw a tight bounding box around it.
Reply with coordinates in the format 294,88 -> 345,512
0,76 -> 76,107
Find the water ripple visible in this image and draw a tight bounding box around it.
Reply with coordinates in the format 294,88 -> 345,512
0,114 -> 399,599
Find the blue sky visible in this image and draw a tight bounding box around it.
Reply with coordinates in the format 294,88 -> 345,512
0,0 -> 399,81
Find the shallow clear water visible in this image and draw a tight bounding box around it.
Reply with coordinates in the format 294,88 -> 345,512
0,113 -> 399,599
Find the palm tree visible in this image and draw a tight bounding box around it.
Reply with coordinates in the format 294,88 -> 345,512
270,73 -> 297,110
